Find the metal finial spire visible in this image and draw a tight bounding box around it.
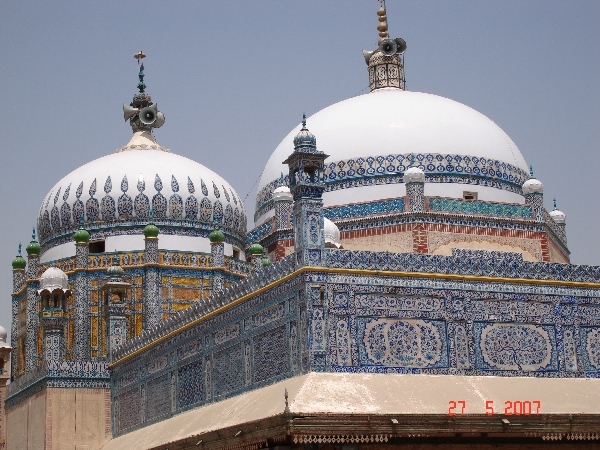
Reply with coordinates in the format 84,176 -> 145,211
553,198 -> 557,210
134,51 -> 146,64
18,242 -> 22,256
529,165 -> 534,177
137,63 -> 146,93
301,113 -> 307,130
410,153 -> 415,167
79,215 -> 85,229
31,227 -> 36,242
112,249 -> 119,266
149,208 -> 154,222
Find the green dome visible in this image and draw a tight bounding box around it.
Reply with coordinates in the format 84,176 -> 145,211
209,229 -> 225,243
73,228 -> 90,243
248,243 -> 264,256
143,223 -> 159,238
26,240 -> 41,256
107,264 -> 125,278
12,255 -> 26,270
261,256 -> 272,267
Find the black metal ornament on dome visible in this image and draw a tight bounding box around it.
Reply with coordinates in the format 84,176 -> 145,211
122,52 -> 165,133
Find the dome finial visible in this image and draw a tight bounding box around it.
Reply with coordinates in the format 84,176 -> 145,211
18,242 -> 22,257
529,165 -> 534,178
122,53 -> 166,135
410,153 -> 415,167
135,51 -> 146,93
302,113 -> 307,130
362,1 -> 406,91
553,198 -> 557,210
31,227 -> 36,242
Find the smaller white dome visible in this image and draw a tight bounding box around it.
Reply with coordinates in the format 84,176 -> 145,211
550,209 -> 566,224
522,178 -> 543,195
272,186 -> 293,202
39,267 -> 69,292
324,217 -> 341,248
0,325 -> 8,347
403,166 -> 425,184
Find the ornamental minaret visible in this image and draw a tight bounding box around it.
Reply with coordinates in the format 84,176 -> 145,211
283,114 -> 329,266
362,2 -> 407,91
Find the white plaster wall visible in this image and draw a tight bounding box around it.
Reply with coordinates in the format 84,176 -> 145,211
41,235 -> 245,263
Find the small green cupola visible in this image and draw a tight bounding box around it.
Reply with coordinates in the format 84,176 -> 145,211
248,243 -> 264,256
74,218 -> 90,243
107,251 -> 125,279
26,227 -> 41,256
209,228 -> 225,243
143,223 -> 159,238
143,210 -> 159,238
12,243 -> 26,270
261,251 -> 272,267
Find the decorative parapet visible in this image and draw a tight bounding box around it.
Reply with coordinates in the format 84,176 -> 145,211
245,220 -> 273,247
110,254 -> 299,363
324,198 -> 405,221
324,248 -> 599,283
6,360 -> 109,405
38,251 -> 250,277
428,198 -> 533,219
255,153 -> 529,221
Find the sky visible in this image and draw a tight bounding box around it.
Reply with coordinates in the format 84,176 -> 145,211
1,1 -> 599,342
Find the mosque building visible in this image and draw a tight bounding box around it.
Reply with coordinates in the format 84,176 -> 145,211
3,4 -> 600,450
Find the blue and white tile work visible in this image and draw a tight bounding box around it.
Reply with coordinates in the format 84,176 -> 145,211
428,197 -> 532,219
255,153 -> 529,221
109,247 -> 600,437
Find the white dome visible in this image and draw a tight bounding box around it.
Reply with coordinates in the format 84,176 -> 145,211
522,178 -> 544,195
38,132 -> 248,259
255,89 -> 529,225
0,325 -> 7,346
39,267 -> 69,292
324,217 -> 341,248
272,185 -> 292,202
550,209 -> 566,224
403,166 -> 425,183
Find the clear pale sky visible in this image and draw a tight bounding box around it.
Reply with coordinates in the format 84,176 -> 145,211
1,1 -> 599,342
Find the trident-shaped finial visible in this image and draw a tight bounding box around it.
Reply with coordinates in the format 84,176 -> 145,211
31,227 -> 36,242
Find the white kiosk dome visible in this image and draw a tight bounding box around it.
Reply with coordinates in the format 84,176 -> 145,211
324,217 -> 341,249
255,88 -> 530,226
0,325 -> 8,347
39,267 -> 69,292
522,177 -> 544,195
403,165 -> 426,184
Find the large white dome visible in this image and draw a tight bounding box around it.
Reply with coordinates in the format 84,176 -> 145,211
255,89 -> 529,225
38,132 -> 247,262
